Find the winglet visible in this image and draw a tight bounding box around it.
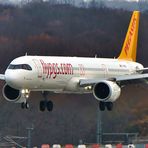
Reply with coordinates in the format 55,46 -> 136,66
118,11 -> 140,62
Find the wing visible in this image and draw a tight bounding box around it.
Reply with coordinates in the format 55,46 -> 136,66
0,74 -> 5,80
79,73 -> 148,87
136,67 -> 148,73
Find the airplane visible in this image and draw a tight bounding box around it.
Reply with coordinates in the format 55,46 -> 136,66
0,11 -> 148,112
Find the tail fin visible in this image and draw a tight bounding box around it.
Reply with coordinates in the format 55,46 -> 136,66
118,11 -> 140,62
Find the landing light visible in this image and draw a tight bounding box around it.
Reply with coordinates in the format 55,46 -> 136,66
25,89 -> 29,93
21,89 -> 25,94
84,86 -> 92,90
21,89 -> 29,94
25,94 -> 29,98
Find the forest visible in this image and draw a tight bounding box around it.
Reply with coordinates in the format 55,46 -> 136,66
0,1 -> 147,146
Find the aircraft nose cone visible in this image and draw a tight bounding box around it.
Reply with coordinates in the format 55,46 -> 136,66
5,69 -> 30,89
5,69 -> 14,83
5,69 -> 20,88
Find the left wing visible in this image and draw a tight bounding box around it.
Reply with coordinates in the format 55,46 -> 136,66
0,74 -> 5,80
79,73 -> 148,87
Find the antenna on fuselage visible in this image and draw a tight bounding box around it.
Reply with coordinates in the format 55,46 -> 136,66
95,54 -> 97,58
25,53 -> 28,56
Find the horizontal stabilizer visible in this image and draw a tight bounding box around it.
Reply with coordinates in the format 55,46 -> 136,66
136,68 -> 148,72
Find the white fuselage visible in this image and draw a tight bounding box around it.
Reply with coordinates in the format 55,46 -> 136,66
5,56 -> 143,93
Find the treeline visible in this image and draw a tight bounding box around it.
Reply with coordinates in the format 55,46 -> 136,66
2,0 -> 148,11
0,2 -> 148,72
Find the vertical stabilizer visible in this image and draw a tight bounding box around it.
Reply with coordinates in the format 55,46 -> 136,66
118,11 -> 140,62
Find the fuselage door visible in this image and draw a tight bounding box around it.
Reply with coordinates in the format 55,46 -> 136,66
32,59 -> 42,78
101,64 -> 108,78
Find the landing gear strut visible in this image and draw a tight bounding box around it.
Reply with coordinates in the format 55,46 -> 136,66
99,102 -> 113,111
20,89 -> 30,109
40,92 -> 53,112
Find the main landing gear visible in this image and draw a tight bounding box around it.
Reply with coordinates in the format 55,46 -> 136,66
99,102 -> 113,111
39,92 -> 53,112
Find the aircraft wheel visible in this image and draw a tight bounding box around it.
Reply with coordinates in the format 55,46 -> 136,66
99,102 -> 105,111
47,101 -> 53,112
106,102 -> 113,111
21,102 -> 25,109
21,102 -> 29,109
40,101 -> 46,112
25,102 -> 29,109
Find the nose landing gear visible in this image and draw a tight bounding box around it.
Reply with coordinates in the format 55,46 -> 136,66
21,102 -> 29,109
20,89 -> 30,110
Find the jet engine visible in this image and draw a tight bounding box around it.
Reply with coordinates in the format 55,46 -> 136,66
2,84 -> 29,103
93,80 -> 121,102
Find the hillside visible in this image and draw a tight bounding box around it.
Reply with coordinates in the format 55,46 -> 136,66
0,2 -> 147,146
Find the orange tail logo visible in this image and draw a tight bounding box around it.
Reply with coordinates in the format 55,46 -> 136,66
118,11 -> 140,62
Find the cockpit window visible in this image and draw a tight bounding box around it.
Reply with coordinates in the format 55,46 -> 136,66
8,64 -> 32,71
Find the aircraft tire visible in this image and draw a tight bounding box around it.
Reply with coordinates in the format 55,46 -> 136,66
25,102 -> 29,109
21,102 -> 29,109
21,102 -> 25,109
47,101 -> 53,112
106,102 -> 113,111
40,101 -> 46,112
99,102 -> 105,111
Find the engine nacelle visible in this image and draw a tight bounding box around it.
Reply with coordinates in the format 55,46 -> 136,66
93,81 -> 121,102
2,84 -> 28,103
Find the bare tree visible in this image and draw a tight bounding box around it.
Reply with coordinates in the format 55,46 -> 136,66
62,0 -> 75,5
138,0 -> 148,11
48,0 -> 58,5
99,0 -> 105,8
79,0 -> 87,8
89,0 -> 98,9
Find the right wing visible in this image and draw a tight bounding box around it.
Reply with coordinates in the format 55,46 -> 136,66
79,73 -> 148,87
116,73 -> 148,82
